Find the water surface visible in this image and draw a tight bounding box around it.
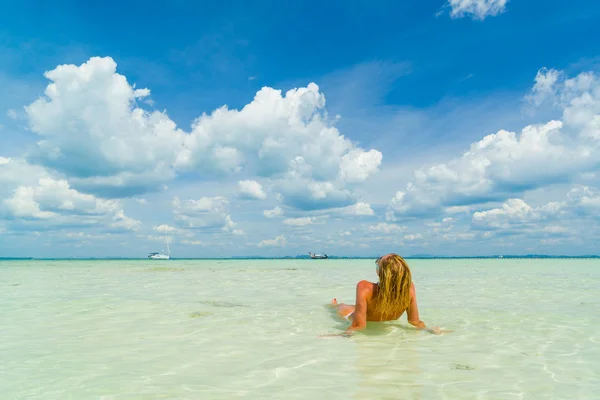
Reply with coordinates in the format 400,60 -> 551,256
1,259 -> 598,399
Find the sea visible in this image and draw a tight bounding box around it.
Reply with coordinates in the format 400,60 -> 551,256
1,258 -> 598,399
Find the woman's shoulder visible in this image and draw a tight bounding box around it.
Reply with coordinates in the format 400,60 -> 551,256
356,280 -> 376,293
355,280 -> 376,301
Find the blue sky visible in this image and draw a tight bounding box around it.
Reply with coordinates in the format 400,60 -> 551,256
1,0 -> 600,257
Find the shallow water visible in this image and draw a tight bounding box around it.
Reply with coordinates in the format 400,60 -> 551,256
1,259 -> 599,399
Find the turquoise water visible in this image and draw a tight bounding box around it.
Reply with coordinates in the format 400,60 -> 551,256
1,259 -> 598,399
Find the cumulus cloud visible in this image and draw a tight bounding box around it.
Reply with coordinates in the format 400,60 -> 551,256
181,239 -> 203,245
153,224 -> 179,233
110,210 -> 142,232
180,239 -> 204,246
172,196 -> 238,232
0,159 -> 140,232
0,157 -> 51,193
369,222 -> 405,234
441,232 -> 477,242
526,68 -> 600,140
23,56 -> 381,207
174,83 -> 382,187
25,57 -> 183,197
333,202 -> 375,217
566,186 -> 600,214
238,180 -> 267,200
339,149 -> 383,183
4,178 -> 120,218
283,217 -> 315,226
258,234 -> 286,247
276,175 -> 355,211
6,109 -> 18,119
444,0 -> 508,20
403,233 -> 423,241
526,68 -> 563,107
472,198 -> 562,230
470,186 -> 600,238
263,206 -> 283,218
390,68 -> 600,218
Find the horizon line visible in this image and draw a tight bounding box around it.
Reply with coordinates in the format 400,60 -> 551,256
1,254 -> 599,260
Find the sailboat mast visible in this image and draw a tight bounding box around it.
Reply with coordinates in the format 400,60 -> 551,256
165,230 -> 170,255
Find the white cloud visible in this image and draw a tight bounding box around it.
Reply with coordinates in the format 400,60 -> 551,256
278,201 -> 375,222
339,149 -> 382,183
23,57 -> 381,207
4,186 -> 57,220
153,224 -> 178,233
25,57 -> 183,197
339,202 -> 375,216
472,198 -> 556,230
65,231 -> 110,239
172,196 -> 238,232
110,210 -> 142,232
4,178 -> 120,218
175,83 -> 381,187
258,234 -> 286,247
385,210 -> 396,221
445,0 -> 508,20
540,238 -> 562,246
404,233 -> 423,241
283,217 -> 314,226
526,68 -> 600,140
0,157 -> 51,193
470,187 -> 600,234
0,158 -> 140,234
277,177 -> 355,210
390,68 -> 600,218
146,234 -> 174,244
238,180 -> 267,200
390,120 -> 580,216
567,186 -> 600,212
442,232 -> 477,242
369,222 -> 405,234
426,185 -> 594,246
263,206 -> 283,218
181,239 -> 203,245
6,109 -> 17,119
425,217 -> 455,235
526,68 -> 563,107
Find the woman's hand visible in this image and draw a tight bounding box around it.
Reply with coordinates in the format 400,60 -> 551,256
427,326 -> 453,335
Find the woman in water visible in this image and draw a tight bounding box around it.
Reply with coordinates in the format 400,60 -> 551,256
330,253 -> 448,336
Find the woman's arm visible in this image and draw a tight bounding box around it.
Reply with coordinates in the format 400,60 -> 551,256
407,282 -> 450,335
407,282 -> 424,328
345,280 -> 371,334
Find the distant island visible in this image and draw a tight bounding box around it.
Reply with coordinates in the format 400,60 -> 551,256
232,254 -> 600,260
2,255 -> 599,260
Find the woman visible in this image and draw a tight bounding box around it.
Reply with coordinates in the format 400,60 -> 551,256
330,253 -> 447,336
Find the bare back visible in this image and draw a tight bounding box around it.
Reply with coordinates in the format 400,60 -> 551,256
348,280 -> 422,330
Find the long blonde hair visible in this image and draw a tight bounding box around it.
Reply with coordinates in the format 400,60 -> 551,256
374,254 -> 412,318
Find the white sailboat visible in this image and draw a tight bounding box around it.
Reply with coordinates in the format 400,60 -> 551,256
148,230 -> 171,260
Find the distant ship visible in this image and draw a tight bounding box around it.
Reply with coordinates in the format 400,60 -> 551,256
149,230 -> 170,260
309,252 -> 328,259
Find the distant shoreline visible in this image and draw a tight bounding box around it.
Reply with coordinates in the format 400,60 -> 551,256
1,255 -> 599,261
